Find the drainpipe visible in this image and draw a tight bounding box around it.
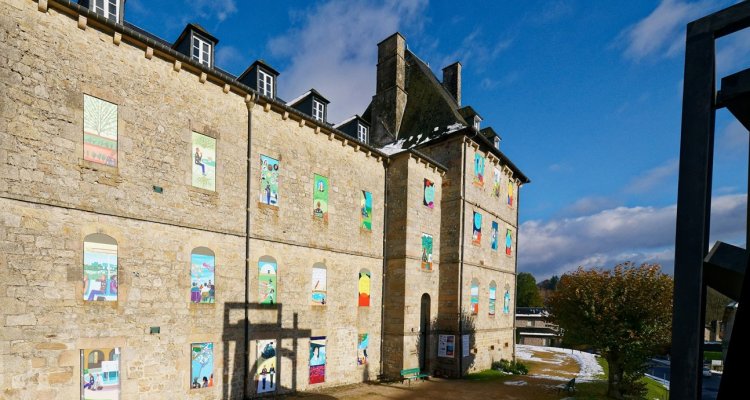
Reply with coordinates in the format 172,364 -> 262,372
458,137 -> 467,376
380,157 -> 389,379
513,183 -> 521,362
243,94 -> 256,399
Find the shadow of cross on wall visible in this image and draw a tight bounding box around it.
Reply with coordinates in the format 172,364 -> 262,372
222,302 -> 313,399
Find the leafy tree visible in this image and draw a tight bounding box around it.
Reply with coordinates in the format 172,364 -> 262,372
516,272 -> 543,307
547,263 -> 672,399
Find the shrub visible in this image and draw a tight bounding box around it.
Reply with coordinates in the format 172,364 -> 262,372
492,359 -> 528,375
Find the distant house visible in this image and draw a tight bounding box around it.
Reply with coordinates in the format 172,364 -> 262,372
515,307 -> 562,347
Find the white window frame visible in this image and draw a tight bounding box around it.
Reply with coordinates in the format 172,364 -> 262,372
312,99 -> 325,122
494,136 -> 500,150
191,34 -> 212,68
94,0 -> 120,22
473,116 -> 481,130
258,69 -> 274,97
357,124 -> 368,143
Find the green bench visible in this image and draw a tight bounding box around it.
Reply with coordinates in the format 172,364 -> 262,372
400,367 -> 429,385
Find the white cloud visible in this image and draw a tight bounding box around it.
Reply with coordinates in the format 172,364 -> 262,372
267,0 -> 428,123
616,0 -> 718,62
518,193 -> 746,279
624,159 -> 679,194
559,196 -> 620,217
215,46 -> 243,72
438,29 -> 513,72
716,27 -> 750,76
190,0 -> 237,22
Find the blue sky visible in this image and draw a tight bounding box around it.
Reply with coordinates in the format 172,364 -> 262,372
126,0 -> 748,279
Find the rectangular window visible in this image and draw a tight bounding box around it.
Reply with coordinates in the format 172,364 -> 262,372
83,94 -> 118,167
93,0 -> 119,21
360,190 -> 372,231
357,124 -> 368,143
81,348 -> 120,398
192,132 -> 216,191
309,336 -> 326,384
258,70 -> 274,97
313,174 -> 329,222
192,34 -> 211,67
423,178 -> 435,208
421,233 -> 433,271
472,211 -> 482,246
491,221 -> 499,251
473,154 -> 485,187
256,340 -> 277,393
312,99 -> 325,122
259,155 -> 279,206
190,343 -> 214,389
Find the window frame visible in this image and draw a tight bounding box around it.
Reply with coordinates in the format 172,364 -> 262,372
357,123 -> 369,143
312,99 -> 325,122
93,0 -> 120,22
191,33 -> 212,68
258,69 -> 274,98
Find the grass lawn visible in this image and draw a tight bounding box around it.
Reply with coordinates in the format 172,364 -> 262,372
704,351 -> 722,361
577,358 -> 669,399
465,369 -> 512,382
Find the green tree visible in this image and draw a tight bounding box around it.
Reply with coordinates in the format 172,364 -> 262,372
516,272 -> 543,307
548,263 -> 672,399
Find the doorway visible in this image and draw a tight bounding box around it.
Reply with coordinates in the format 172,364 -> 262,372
419,293 -> 431,372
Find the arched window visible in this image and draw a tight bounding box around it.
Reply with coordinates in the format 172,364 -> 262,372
503,284 -> 511,314
311,263 -> 327,306
108,349 -> 118,361
470,279 -> 479,315
88,350 -> 104,369
489,281 -> 497,316
190,247 -> 215,304
83,233 -> 118,302
358,269 -> 371,307
259,256 -> 277,305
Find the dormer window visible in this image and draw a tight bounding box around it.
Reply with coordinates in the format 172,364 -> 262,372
93,0 -> 120,22
258,69 -> 274,97
358,124 -> 369,143
192,34 -> 212,68
313,99 -> 325,122
473,116 -> 481,130
494,136 -> 500,150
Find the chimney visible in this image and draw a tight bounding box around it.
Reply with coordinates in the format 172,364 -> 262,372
371,33 -> 407,147
442,62 -> 461,106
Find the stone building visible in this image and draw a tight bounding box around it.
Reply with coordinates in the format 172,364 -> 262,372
0,1 -> 528,399
515,307 -> 563,347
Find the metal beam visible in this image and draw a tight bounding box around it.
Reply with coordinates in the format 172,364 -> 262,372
704,242 -> 747,300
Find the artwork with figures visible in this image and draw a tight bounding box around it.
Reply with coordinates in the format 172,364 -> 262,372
357,333 -> 369,366
507,180 -> 514,207
358,269 -> 371,307
470,280 -> 479,315
191,132 -> 216,191
472,212 -> 482,245
259,155 -> 279,206
473,153 -> 485,186
190,342 -> 214,389
309,337 -> 326,384
423,178 -> 435,208
361,190 -> 372,231
505,229 -> 513,256
258,258 -> 277,305
83,236 -> 117,302
492,167 -> 501,197
83,94 -> 118,167
503,285 -> 511,314
313,174 -> 329,222
311,264 -> 327,306
81,347 -> 120,400
489,282 -> 497,316
256,340 -> 277,393
491,221 -> 499,251
421,233 -> 433,271
190,251 -> 215,304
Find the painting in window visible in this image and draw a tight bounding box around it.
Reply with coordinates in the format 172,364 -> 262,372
309,336 -> 326,384
507,180 -> 514,207
192,132 -> 216,191
472,212 -> 482,246
358,269 -> 371,307
83,94 -> 118,167
423,178 -> 435,208
190,248 -> 215,304
491,221 -> 499,251
505,229 -> 513,256
357,333 -> 369,366
489,282 -> 497,316
259,155 -> 279,206
492,168 -> 501,197
83,234 -> 117,302
470,279 -> 479,315
190,342 -> 214,389
503,285 -> 511,314
361,190 -> 372,231
313,174 -> 329,222
256,340 -> 277,393
421,233 -> 433,271
259,256 -> 277,305
81,347 -> 120,400
473,154 -> 485,187
311,264 -> 327,306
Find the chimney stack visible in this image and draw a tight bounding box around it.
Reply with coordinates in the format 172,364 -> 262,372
371,33 -> 407,147
442,62 -> 462,106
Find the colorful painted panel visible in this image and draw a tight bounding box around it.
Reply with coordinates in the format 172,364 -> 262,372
361,190 -> 372,231
192,132 -> 216,191
489,283 -> 497,316
255,340 -> 277,393
503,286 -> 511,314
492,168 -> 501,197
81,347 -> 120,400
358,270 -> 371,307
190,252 -> 215,304
313,174 -> 329,222
473,154 -> 485,186
423,179 -> 435,208
472,212 -> 482,246
505,229 -> 513,256
470,280 -> 479,315
260,155 -> 279,206
311,265 -> 327,306
190,342 -> 214,389
357,333 -> 369,366
83,94 -> 118,167
258,259 -> 277,305
491,221 -> 499,251
421,233 -> 433,271
83,241 -> 117,302
507,180 -> 514,207
309,337 -> 326,384
438,334 -> 455,358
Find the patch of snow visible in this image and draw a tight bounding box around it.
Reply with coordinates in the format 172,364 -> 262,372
516,345 -> 604,382
445,122 -> 465,133
504,380 -> 528,386
379,139 -> 406,155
